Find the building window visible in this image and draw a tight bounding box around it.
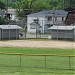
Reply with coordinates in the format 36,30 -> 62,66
33,19 -> 39,23
62,17 -> 64,21
55,17 -> 57,21
30,23 -> 36,29
47,17 -> 52,21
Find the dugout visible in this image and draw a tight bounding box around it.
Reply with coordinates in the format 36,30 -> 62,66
49,25 -> 75,40
0,25 -> 21,40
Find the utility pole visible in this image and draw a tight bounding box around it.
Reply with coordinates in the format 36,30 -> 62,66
6,0 -> 8,25
6,0 -> 10,40
53,7 -> 55,25
63,0 -> 65,9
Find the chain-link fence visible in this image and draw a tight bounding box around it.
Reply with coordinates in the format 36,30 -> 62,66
0,52 -> 75,73
0,28 -> 74,41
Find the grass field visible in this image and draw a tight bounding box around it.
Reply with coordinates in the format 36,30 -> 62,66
0,47 -> 75,75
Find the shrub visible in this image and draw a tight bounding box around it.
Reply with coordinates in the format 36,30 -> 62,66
0,16 -> 6,25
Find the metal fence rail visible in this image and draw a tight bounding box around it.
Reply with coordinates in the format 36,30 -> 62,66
0,52 -> 75,73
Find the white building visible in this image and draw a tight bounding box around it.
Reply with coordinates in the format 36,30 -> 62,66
27,10 -> 68,33
49,25 -> 75,40
0,25 -> 21,40
5,9 -> 18,21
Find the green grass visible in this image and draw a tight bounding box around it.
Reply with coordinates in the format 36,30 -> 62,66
0,47 -> 74,55
0,47 -> 75,75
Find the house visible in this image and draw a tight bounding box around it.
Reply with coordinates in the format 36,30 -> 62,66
48,25 -> 75,40
27,10 -> 68,33
48,9 -> 75,40
0,9 -> 18,21
5,9 -> 18,21
0,25 -> 21,40
65,11 -> 75,25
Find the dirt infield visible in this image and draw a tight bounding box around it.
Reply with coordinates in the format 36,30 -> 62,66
0,40 -> 75,49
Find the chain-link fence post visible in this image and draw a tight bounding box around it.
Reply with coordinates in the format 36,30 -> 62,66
24,25 -> 26,38
45,55 -> 47,68
69,56 -> 71,70
20,54 -> 22,67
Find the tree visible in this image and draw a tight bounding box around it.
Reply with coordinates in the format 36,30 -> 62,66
0,1 -> 5,10
0,16 -> 6,25
64,0 -> 75,9
16,0 -> 50,19
16,0 -> 37,19
0,1 -> 6,24
49,0 -> 58,9
16,0 -> 75,19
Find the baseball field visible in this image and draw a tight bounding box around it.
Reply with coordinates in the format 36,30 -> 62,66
0,40 -> 75,75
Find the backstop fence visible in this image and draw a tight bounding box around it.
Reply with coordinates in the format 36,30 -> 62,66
0,52 -> 75,73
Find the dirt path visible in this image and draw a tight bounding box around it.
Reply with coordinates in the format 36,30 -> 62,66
0,40 -> 75,49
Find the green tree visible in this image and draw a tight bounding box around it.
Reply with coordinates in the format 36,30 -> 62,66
49,0 -> 58,9
64,0 -> 75,9
16,0 -> 75,19
0,16 -> 6,25
0,1 -> 5,10
16,0 -> 50,19
16,0 -> 38,19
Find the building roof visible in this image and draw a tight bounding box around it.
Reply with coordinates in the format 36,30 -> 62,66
49,25 -> 75,30
0,25 -> 22,29
27,10 -> 68,17
5,9 -> 16,15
